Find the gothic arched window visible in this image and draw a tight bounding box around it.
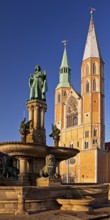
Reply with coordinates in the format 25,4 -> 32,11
62,91 -> 67,96
92,63 -> 96,74
66,96 -> 78,128
67,115 -> 71,127
57,93 -> 60,103
86,81 -> 89,93
70,143 -> 74,148
93,79 -> 96,91
73,117 -> 78,126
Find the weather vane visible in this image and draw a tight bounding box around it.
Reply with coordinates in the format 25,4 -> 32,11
90,8 -> 96,20
62,40 -> 68,47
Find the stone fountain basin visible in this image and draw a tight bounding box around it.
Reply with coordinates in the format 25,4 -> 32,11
0,142 -> 79,161
57,198 -> 94,205
57,198 -> 94,211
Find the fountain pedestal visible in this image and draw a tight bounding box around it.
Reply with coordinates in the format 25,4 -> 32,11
17,157 -> 30,186
18,174 -> 29,186
26,99 -> 47,145
37,177 -> 61,187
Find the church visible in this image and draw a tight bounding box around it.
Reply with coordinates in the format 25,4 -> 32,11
54,11 -> 110,183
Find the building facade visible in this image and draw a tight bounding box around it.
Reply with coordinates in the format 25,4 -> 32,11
54,14 -> 108,183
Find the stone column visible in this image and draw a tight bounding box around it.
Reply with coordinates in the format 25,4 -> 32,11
29,107 -> 32,121
19,158 -> 27,174
29,107 -> 33,129
18,157 -> 29,186
56,161 -> 60,176
41,107 -> 45,128
34,106 -> 39,128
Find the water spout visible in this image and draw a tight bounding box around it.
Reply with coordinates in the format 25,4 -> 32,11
76,187 -> 84,199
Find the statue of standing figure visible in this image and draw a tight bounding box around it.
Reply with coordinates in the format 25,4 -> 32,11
29,65 -> 48,101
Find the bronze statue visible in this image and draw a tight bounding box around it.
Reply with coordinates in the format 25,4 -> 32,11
29,65 -> 48,101
49,124 -> 60,147
19,118 -> 32,143
40,154 -> 58,178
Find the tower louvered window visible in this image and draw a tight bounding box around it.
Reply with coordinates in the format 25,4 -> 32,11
58,93 -> 60,102
86,81 -> 89,93
92,63 -> 96,74
93,79 -> 96,91
93,128 -> 97,137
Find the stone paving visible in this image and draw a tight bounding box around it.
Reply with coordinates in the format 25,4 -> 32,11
0,207 -> 110,220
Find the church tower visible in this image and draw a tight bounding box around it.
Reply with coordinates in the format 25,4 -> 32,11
81,10 -> 105,150
55,41 -> 72,131
54,10 -> 107,183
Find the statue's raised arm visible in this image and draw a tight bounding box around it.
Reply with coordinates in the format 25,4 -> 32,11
29,65 -> 48,101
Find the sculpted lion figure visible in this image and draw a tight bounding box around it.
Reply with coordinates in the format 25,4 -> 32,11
40,154 -> 58,178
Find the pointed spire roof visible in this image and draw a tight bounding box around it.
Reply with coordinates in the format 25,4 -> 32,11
83,9 -> 102,61
60,42 -> 70,68
56,41 -> 71,89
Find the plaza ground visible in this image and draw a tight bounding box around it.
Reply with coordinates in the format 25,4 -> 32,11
0,206 -> 110,220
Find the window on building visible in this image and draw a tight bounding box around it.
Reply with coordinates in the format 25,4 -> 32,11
62,91 -> 67,96
63,67 -> 68,73
70,143 -> 74,148
77,141 -> 79,147
67,115 -> 78,127
85,131 -> 89,138
93,139 -> 98,144
84,141 -> 89,149
73,117 -> 78,126
86,81 -> 89,93
93,128 -> 97,137
93,79 -> 96,91
92,63 -> 96,74
67,115 -> 70,127
57,93 -> 60,102
66,96 -> 78,128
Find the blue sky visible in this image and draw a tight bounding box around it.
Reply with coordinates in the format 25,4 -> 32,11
0,0 -> 110,145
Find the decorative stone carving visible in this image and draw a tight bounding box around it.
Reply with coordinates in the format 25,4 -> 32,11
66,96 -> 78,113
49,124 -> 60,147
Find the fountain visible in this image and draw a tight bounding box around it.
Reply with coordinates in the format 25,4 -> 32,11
0,65 -> 109,216
0,65 -> 79,214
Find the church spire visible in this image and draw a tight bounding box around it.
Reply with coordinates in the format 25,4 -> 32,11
60,40 -> 69,68
83,9 -> 103,61
56,41 -> 71,89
